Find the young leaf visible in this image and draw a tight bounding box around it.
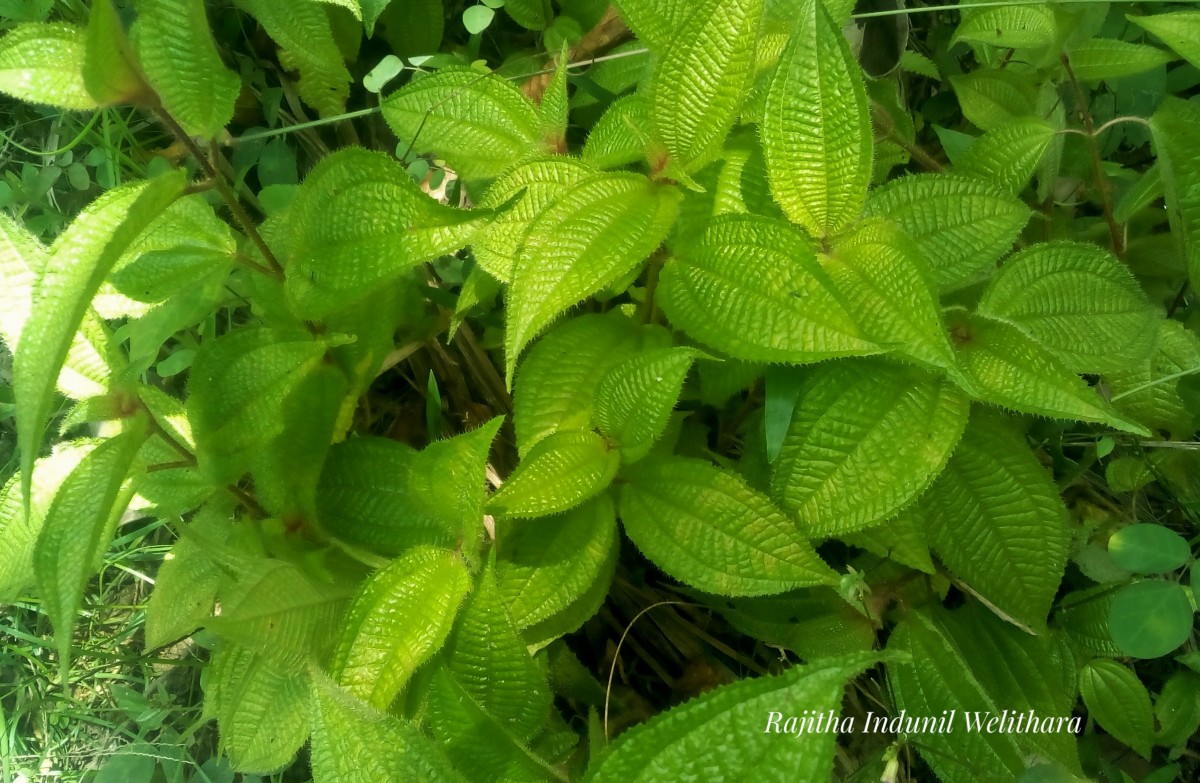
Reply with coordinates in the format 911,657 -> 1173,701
1129,11 -> 1200,70
657,214 -> 877,362
0,23 -> 96,109
647,0 -> 763,174
84,0 -> 152,106
586,652 -> 884,782
506,173 -> 679,376
1079,660 -> 1154,759
594,347 -> 698,462
620,456 -> 837,596
921,413 -> 1070,632
15,171 -> 184,504
284,148 -> 491,318
583,94 -> 653,170
310,669 -> 467,783
952,3 -> 1056,50
771,359 -> 969,537
497,495 -> 620,629
761,0 -> 872,237
610,0 -> 689,53
1150,97 -> 1200,293
486,430 -> 621,519
824,220 -> 957,372
208,643 -> 312,773
863,173 -> 1031,290
382,66 -> 543,180
33,421 -> 146,680
132,0 -> 240,138
977,241 -> 1159,375
1066,39 -> 1172,82
187,327 -> 328,483
956,117 -> 1055,195
947,310 -> 1151,435
332,547 -> 471,709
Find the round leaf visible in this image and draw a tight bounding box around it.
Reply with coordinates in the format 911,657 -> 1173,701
1108,580 -> 1195,659
1108,524 -> 1191,574
462,5 -> 495,34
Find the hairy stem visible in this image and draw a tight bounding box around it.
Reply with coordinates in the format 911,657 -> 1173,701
1060,54 -> 1125,257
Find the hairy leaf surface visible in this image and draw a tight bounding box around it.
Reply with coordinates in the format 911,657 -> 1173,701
487,430 -> 620,519
1079,660 -> 1154,759
956,117 -> 1055,195
1129,11 -> 1200,70
594,347 -> 698,462
0,23 -> 95,109
1151,97 -> 1200,292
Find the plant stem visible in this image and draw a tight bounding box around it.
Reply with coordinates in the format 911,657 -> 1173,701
1061,54 -> 1125,257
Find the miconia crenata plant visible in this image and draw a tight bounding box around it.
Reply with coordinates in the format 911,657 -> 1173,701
1,0 -> 1199,781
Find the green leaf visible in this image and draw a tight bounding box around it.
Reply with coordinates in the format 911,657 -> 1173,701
237,0 -> 352,118
947,309 -> 1151,436
1066,39 -> 1171,82
504,0 -> 549,30
1155,670 -> 1200,748
506,173 -> 679,376
610,0 -> 688,52
647,0 -> 762,173
332,546 -> 470,709
187,327 -> 328,483
1150,97 -> 1200,294
1106,320 -> 1200,439
922,413 -> 1070,632
620,456 -> 836,596
956,117 -> 1055,195
284,147 -> 490,318
583,94 -> 653,170
950,68 -> 1036,132
771,359 -> 969,537
824,220 -> 957,372
977,241 -> 1159,375
594,347 -> 698,462
497,495 -> 619,629
1079,659 -> 1154,759
718,587 -> 876,660
15,171 -> 184,507
208,643 -> 312,773
953,3 -> 1056,49
33,422 -> 146,680
513,312 -> 659,455
538,53 -> 570,149
0,23 -> 96,109
462,5 -> 495,34
1129,11 -> 1200,71
132,0 -> 240,138
1107,524 -> 1191,575
310,669 -> 467,783
444,563 -> 552,741
1055,586 -> 1124,659
840,506 -> 935,574
863,172 -> 1031,290
487,430 -> 621,519
144,508 -> 231,649
382,66 -> 543,180
658,214 -> 877,362
585,652 -> 883,783
1108,580 -> 1194,659
83,0 -> 151,106
762,0 -> 871,237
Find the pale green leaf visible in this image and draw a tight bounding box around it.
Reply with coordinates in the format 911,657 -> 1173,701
950,69 -> 1036,131
310,669 -> 467,783
863,173 -> 1031,290
84,0 -> 151,106
1080,660 -> 1154,759
956,117 -> 1055,194
1107,320 -> 1200,439
594,347 -> 698,462
1108,579 -> 1194,659
922,413 -> 1070,632
717,587 -> 876,661
1129,11 -> 1200,71
948,310 -> 1150,434
237,0 -> 351,117
1067,39 -> 1171,82
133,0 -> 240,138
33,423 -> 145,679
538,53 -> 570,149
899,50 -> 939,79
978,241 -> 1159,375
209,643 -> 312,773
284,147 -> 491,318
0,23 -> 96,109
841,506 -> 934,574
824,220 -> 957,372
610,0 -> 689,52
658,214 -> 877,362
497,495 -> 619,629
504,0 -> 549,30
473,156 -> 599,282
762,0 -> 872,236
586,652 -> 883,783
953,4 -> 1056,50
1151,97 -> 1200,294
144,510 -> 232,650
15,171 -> 184,504
506,173 -> 679,376
513,312 -> 659,455
382,66 -> 543,180
620,456 -> 837,596
771,359 -> 969,537
486,430 -> 620,519
1108,524 -> 1191,575
187,327 -> 328,483
582,94 -> 652,170
332,547 -> 470,709
648,0 -> 762,173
